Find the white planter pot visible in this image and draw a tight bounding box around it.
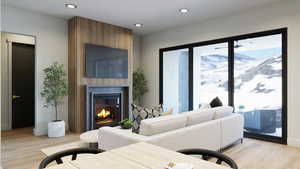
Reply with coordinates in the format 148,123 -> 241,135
48,120 -> 65,138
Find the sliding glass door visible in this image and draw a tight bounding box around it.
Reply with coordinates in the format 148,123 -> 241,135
193,43 -> 229,110
234,34 -> 284,138
160,28 -> 287,143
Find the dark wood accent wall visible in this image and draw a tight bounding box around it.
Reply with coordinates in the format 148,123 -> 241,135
68,17 -> 133,132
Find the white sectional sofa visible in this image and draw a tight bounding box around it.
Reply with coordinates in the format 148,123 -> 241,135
98,106 -> 244,151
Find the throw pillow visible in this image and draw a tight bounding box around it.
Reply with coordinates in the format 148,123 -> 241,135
131,104 -> 163,134
161,108 -> 173,116
152,104 -> 164,117
210,97 -> 223,108
186,109 -> 214,126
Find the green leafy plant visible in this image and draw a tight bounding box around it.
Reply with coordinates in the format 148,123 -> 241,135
120,119 -> 133,129
120,119 -> 133,126
41,62 -> 68,121
133,68 -> 148,104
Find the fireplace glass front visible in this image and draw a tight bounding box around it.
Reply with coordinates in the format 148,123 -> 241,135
92,93 -> 122,128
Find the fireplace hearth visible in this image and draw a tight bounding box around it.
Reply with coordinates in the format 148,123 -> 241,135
86,86 -> 129,131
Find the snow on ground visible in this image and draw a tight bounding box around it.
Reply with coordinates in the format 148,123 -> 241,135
197,51 -> 282,112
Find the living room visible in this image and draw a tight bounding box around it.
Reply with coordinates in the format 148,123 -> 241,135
1,0 -> 300,169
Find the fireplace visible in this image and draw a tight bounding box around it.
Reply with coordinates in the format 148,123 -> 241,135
86,86 -> 129,131
93,93 -> 121,127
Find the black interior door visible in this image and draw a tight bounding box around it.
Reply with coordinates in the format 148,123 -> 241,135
12,42 -> 35,129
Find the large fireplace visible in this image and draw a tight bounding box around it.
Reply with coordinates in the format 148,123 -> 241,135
86,86 -> 129,131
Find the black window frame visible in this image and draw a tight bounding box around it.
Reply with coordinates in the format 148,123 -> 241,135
159,28 -> 288,144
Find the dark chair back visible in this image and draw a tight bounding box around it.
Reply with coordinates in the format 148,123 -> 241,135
178,149 -> 238,169
39,148 -> 104,169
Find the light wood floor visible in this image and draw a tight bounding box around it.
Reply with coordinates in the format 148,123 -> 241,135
1,128 -> 80,169
2,128 -> 300,169
224,139 -> 300,169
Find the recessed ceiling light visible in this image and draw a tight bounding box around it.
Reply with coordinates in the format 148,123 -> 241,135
65,3 -> 78,9
179,8 -> 189,13
134,23 -> 143,27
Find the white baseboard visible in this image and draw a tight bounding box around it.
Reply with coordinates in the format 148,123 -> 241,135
288,138 -> 300,148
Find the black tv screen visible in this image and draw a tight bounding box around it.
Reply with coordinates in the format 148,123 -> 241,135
85,44 -> 128,78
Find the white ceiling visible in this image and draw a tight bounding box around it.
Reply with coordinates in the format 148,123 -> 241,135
2,0 -> 282,35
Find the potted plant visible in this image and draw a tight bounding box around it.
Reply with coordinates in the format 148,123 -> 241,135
41,62 -> 68,138
119,119 -> 133,129
133,68 -> 148,105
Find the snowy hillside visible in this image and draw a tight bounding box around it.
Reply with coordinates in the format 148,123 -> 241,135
199,51 -> 282,110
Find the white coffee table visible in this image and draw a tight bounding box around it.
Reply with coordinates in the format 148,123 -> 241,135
80,130 -> 98,148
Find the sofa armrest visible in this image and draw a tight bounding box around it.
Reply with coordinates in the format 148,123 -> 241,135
98,126 -> 149,150
220,114 -> 244,148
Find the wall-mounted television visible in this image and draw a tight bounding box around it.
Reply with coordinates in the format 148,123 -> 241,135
85,44 -> 128,79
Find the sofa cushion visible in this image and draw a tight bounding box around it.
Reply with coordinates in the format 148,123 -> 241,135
212,106 -> 234,119
131,104 -> 163,134
148,119 -> 222,151
186,109 -> 214,126
139,113 -> 187,136
199,103 -> 211,109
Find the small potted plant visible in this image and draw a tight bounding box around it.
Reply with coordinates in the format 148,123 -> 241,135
41,62 -> 68,138
120,119 -> 133,129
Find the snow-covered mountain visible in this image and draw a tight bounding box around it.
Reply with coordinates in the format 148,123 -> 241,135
233,54 -> 282,109
234,55 -> 282,92
200,53 -> 255,70
199,53 -> 257,88
200,52 -> 281,93
198,51 -> 282,109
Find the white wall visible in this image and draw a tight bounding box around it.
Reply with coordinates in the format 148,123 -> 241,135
1,5 -> 68,135
141,0 -> 300,147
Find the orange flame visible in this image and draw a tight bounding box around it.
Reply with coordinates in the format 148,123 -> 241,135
97,109 -> 111,118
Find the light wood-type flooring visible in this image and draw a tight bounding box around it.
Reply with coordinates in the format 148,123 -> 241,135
2,128 -> 79,169
2,128 -> 300,169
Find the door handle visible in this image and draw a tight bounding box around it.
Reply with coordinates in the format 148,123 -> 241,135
12,95 -> 21,99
